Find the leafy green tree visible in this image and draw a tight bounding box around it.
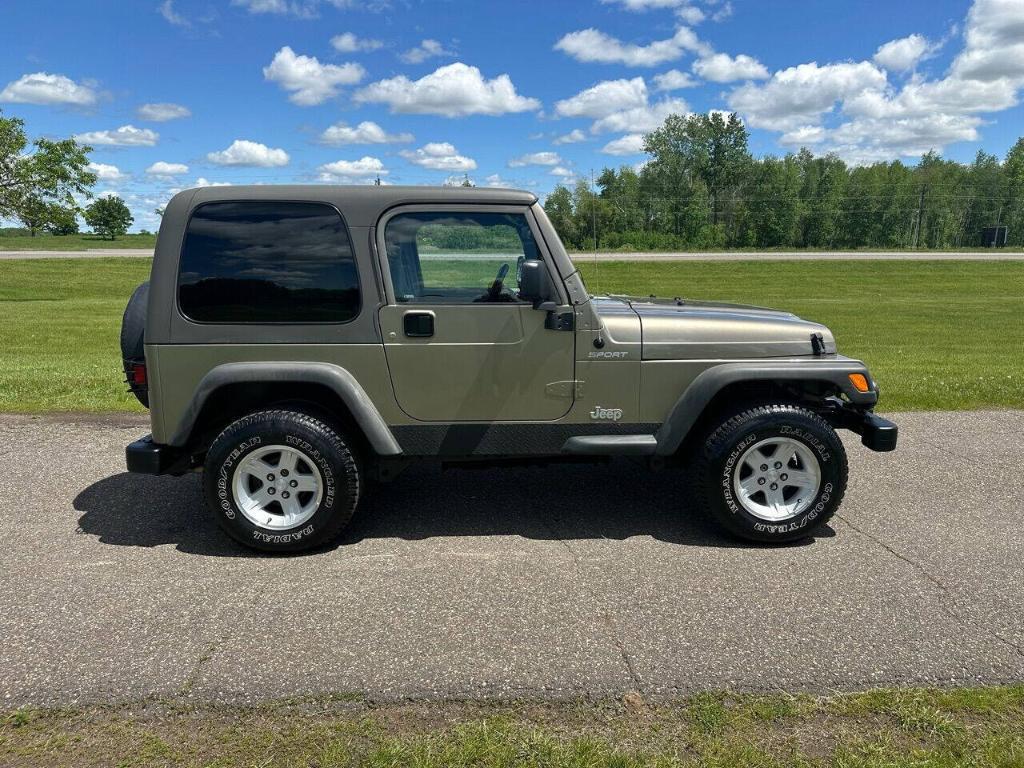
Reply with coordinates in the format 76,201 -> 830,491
0,110 -> 95,220
644,112 -> 751,231
84,195 -> 133,240
45,205 -> 80,235
13,194 -> 51,236
543,185 -> 579,249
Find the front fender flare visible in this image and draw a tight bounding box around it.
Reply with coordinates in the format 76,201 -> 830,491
653,357 -> 877,456
168,362 -> 402,456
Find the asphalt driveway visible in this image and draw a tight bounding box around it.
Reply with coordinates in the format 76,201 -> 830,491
1,410 -> 1021,707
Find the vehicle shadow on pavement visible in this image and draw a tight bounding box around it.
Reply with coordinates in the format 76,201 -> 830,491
74,461 -> 830,557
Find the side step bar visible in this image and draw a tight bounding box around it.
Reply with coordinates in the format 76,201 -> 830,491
561,435 -> 658,456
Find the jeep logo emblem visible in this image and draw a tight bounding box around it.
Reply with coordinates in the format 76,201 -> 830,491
589,405 -> 623,421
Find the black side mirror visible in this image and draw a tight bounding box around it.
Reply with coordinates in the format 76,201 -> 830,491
518,260 -> 553,306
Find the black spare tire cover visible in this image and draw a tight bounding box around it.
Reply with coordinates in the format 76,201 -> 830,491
121,281 -> 149,407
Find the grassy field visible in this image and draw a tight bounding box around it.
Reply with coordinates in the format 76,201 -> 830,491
3,686 -> 1023,767
0,233 -> 157,251
0,257 -> 1021,412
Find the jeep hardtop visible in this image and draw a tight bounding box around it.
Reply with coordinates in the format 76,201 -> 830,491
123,185 -> 897,552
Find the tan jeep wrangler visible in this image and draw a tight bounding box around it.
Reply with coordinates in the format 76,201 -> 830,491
122,185 -> 897,552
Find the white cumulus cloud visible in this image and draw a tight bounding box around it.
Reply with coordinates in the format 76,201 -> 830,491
591,97 -> 688,134
399,39 -> 453,64
0,72 -> 98,106
207,139 -> 289,167
87,162 -> 125,181
873,34 -> 933,72
320,120 -> 413,145
74,125 -> 159,146
146,161 -> 189,175
653,69 -> 699,90
553,129 -> 587,145
330,32 -> 383,52
356,63 -> 540,117
778,125 -> 827,146
485,174 -> 514,188
728,61 -> 888,131
601,134 -> 646,155
399,142 -> 477,171
318,156 -> 388,181
194,177 -> 232,187
693,53 -> 769,82
555,26 -> 708,67
232,0 -> 370,16
137,102 -> 191,121
508,151 -> 562,167
263,46 -> 365,106
554,77 -> 648,119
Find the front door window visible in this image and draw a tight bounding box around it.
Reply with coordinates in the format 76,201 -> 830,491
384,211 -> 542,304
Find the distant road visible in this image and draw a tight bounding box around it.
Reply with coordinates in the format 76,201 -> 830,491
3,248 -> 1024,261
0,248 -> 153,260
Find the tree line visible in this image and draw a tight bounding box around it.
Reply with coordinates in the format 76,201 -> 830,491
545,112 -> 1024,251
0,109 -> 133,239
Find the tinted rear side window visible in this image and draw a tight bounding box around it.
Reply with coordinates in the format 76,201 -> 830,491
178,201 -> 359,323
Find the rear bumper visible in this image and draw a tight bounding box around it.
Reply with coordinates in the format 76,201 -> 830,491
823,401 -> 898,452
126,435 -> 190,475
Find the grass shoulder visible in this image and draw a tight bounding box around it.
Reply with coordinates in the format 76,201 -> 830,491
0,233 -> 156,251
3,686 -> 1023,767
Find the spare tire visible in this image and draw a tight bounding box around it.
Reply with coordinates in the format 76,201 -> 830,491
121,281 -> 150,408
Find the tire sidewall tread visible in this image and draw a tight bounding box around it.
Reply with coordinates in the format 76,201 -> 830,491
694,403 -> 848,543
203,409 -> 360,553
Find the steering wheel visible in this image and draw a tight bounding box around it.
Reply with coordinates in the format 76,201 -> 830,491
486,262 -> 510,300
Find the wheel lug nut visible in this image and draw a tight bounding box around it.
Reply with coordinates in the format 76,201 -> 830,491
281,469 -> 289,477
770,483 -> 778,490
267,474 -> 275,481
267,487 -> 276,495
289,480 -> 297,488
774,462 -> 782,469
757,478 -> 766,485
281,491 -> 290,499
760,464 -> 768,471
780,473 -> 788,481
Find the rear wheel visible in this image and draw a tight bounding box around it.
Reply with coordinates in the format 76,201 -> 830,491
692,403 -> 847,543
203,409 -> 361,552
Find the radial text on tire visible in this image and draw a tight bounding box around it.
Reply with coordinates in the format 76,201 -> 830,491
693,403 -> 848,543
203,409 -> 361,552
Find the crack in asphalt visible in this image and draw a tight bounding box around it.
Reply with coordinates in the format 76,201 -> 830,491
542,515 -> 645,693
179,638 -> 223,696
835,512 -> 1024,660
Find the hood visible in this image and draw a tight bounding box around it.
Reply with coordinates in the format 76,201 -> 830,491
611,295 -> 836,360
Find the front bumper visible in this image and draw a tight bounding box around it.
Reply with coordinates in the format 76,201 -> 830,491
823,401 -> 898,452
126,435 -> 191,475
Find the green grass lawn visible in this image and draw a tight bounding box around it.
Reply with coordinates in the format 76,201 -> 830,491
0,233 -> 156,251
0,257 -> 1021,412
3,686 -> 1023,767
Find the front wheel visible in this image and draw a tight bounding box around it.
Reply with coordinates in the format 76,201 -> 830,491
203,409 -> 361,552
692,404 -> 848,543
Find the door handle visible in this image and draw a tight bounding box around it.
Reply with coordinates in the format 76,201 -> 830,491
403,311 -> 435,338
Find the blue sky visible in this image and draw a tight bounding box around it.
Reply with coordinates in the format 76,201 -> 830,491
2,0 -> 1023,231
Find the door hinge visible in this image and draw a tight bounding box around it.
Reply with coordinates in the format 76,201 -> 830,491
544,310 -> 575,331
545,380 -> 584,398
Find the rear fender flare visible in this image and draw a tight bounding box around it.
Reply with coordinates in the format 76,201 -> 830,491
653,359 -> 877,456
168,362 -> 402,456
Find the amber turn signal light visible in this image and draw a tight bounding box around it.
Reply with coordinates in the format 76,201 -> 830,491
848,373 -> 870,393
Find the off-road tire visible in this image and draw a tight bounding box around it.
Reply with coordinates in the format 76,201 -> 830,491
693,403 -> 847,543
203,409 -> 361,553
